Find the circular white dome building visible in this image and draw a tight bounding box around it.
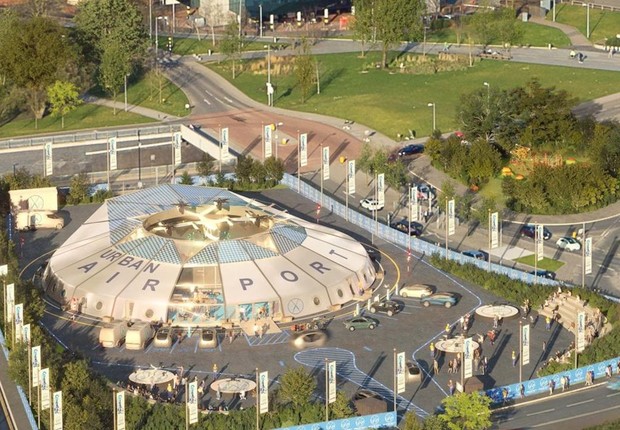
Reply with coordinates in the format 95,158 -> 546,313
44,185 -> 376,325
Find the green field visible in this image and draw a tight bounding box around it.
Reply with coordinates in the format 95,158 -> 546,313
550,4 -> 620,43
208,51 -> 620,138
514,255 -> 565,272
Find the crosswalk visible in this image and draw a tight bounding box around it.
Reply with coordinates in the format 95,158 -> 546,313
294,347 -> 428,417
244,330 -> 291,347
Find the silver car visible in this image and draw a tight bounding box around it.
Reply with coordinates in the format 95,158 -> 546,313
199,328 -> 218,349
399,284 -> 435,299
153,328 -> 173,348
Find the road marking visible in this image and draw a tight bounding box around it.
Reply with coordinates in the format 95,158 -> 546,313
363,346 -> 372,352
224,96 -> 233,103
566,398 -> 593,407
202,98 -> 211,105
279,361 -> 285,367
530,404 -> 620,428
526,408 -> 555,416
606,392 -> 620,397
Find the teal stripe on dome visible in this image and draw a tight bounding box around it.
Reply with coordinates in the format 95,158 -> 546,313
270,233 -> 300,254
272,224 -> 307,244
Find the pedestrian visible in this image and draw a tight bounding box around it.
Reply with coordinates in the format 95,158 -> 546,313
520,384 -> 525,398
430,342 -> 435,358
606,364 -> 613,378
545,316 -> 552,331
512,350 -> 517,367
474,356 -> 480,373
460,316 -> 465,330
447,359 -> 453,374
482,356 -> 488,375
548,380 -> 555,396
228,330 -> 234,344
433,358 -> 439,374
448,379 -> 455,396
253,322 -> 260,338
560,376 -> 566,392
585,370 -> 592,386
502,388 -> 509,404
239,307 -> 245,322
493,315 -> 499,329
445,323 -> 451,335
212,363 -> 218,377
609,49 -> 614,58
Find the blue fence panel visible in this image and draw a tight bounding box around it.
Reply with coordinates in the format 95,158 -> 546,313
274,411 -> 397,430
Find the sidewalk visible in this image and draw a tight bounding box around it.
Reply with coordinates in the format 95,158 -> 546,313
84,95 -> 180,122
528,16 -> 594,50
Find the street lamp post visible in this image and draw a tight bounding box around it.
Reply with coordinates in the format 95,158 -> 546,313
12,163 -> 17,176
427,102 -> 436,133
340,156 -> 348,221
586,3 -> 590,39
259,4 -> 263,38
124,74 -> 130,112
274,122 -> 284,159
264,44 -> 272,106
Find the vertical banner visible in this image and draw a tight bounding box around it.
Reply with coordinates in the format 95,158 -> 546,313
322,146 -> 330,180
584,237 -> 593,275
6,283 -> 14,323
116,391 -> 126,430
264,125 -> 272,158
220,127 -> 229,155
44,142 -> 53,176
40,368 -> 50,410
299,133 -> 308,167
14,303 -> 23,343
109,137 -> 117,171
448,199 -> 456,236
577,311 -> 586,352
463,337 -> 473,379
536,224 -> 544,261
259,371 -> 269,414
187,380 -> 198,424
347,160 -> 356,195
327,361 -> 337,403
173,132 -> 182,166
53,391 -> 63,430
491,212 -> 499,249
522,324 -> 530,365
22,323 -> 31,345
32,345 -> 41,387
377,173 -> 385,207
396,351 -> 406,394
410,186 -> 419,222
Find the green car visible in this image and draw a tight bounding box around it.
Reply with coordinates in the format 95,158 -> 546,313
344,316 -> 379,331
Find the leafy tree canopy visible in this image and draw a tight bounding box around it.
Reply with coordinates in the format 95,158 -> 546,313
278,366 -> 317,408
440,392 -> 492,430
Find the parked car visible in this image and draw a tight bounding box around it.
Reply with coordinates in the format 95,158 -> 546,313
360,198 -> 384,211
198,328 -> 218,348
421,292 -> 458,308
344,316 -> 379,331
413,183 -> 436,201
390,220 -> 423,236
399,284 -> 435,299
398,144 -> 424,157
15,210 -> 64,231
530,269 -> 556,280
406,361 -> 423,382
292,330 -> 327,349
556,237 -> 581,252
153,328 -> 173,348
461,250 -> 489,261
520,225 -> 552,240
369,299 -> 401,316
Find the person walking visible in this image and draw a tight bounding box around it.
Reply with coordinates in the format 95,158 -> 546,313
546,316 -> 552,331
447,359 -> 453,374
430,342 -> 435,359
493,315 -> 499,329
512,350 -> 517,367
433,358 -> 439,375
448,379 -> 455,396
548,380 -> 555,396
445,323 -> 451,335
542,340 -> 547,354
502,388 -> 509,404
212,363 -> 218,377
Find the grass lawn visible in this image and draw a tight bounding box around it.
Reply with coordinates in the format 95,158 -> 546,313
0,105 -> 154,139
207,51 -> 620,138
159,36 -> 289,56
549,4 -> 620,44
427,21 -> 571,48
514,255 -> 565,272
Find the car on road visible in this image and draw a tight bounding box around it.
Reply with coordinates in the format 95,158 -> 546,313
556,237 -> 581,252
421,292 -> 458,308
153,328 -> 173,348
461,250 -> 489,261
344,316 -> 379,331
520,225 -> 552,240
292,330 -> 327,349
198,328 -> 218,348
406,361 -> 423,382
530,269 -> 556,280
369,299 -> 401,316
398,144 -> 424,157
399,284 -> 435,299
390,220 -> 423,236
413,183 -> 436,201
360,198 -> 384,211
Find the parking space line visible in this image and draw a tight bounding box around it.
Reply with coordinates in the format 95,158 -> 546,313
169,339 -> 179,354
363,346 -> 372,352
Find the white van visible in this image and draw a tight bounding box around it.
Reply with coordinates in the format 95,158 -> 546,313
15,210 -> 64,231
125,322 -> 154,350
99,322 -> 128,348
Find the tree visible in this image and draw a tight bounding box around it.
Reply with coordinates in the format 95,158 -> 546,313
179,171 -> 194,185
374,0 -> 424,67
351,0 -> 375,57
47,81 -> 82,128
589,121 -> 620,178
358,142 -> 375,182
422,415 -> 447,430
496,8 -> 524,52
468,2 -> 497,48
1,17 -> 71,126
440,392 -> 492,430
400,412 -> 424,429
220,20 -> 242,79
294,38 -> 315,104
263,156 -> 285,184
197,153 -> 216,179
329,391 -> 354,420
99,38 -> 131,114
277,367 -> 316,408
68,173 -> 92,205
235,155 -> 255,184
467,140 -> 502,186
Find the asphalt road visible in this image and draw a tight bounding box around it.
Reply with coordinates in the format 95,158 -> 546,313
492,382 -> 620,429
